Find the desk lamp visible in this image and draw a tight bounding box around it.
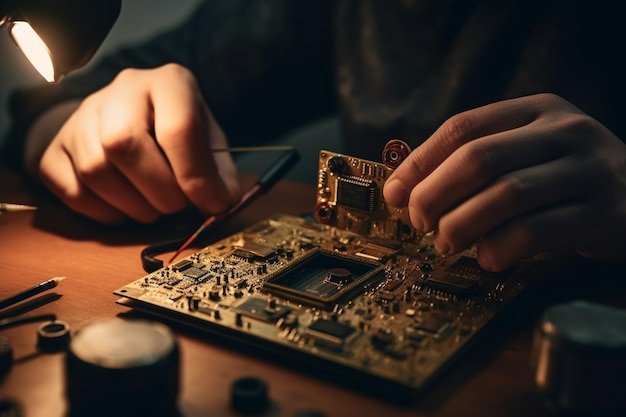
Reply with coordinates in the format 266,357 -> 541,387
0,0 -> 121,83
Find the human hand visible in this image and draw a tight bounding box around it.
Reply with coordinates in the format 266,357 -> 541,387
383,93 -> 626,271
25,64 -> 241,224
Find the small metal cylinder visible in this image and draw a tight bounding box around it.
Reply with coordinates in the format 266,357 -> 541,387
531,300 -> 626,415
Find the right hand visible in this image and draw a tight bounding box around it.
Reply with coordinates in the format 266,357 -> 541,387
383,93 -> 626,271
25,64 -> 241,224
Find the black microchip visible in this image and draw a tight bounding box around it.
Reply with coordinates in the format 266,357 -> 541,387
425,270 -> 477,293
232,249 -> 257,262
183,266 -> 209,281
232,242 -> 276,262
424,256 -> 487,294
412,315 -> 452,339
336,176 -> 377,213
235,297 -> 290,322
305,318 -> 356,350
263,250 -> 383,309
172,259 -> 193,271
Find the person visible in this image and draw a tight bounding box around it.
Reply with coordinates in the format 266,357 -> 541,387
4,0 -> 626,272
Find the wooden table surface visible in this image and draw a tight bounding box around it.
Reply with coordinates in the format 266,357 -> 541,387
1,167 -> 624,417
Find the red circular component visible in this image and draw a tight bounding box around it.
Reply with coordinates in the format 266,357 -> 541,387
382,139 -> 411,169
314,202 -> 333,225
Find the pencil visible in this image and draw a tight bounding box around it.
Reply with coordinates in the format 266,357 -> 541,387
0,203 -> 37,213
0,277 -> 65,311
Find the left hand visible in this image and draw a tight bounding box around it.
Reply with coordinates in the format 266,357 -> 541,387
383,93 -> 626,271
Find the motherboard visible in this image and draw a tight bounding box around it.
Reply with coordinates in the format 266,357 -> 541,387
115,147 -> 549,400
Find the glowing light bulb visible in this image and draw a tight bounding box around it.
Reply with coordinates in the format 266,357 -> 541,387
9,21 -> 55,83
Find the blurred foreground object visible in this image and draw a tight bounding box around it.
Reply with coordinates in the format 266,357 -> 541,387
531,300 -> 626,415
0,202 -> 36,213
66,319 -> 179,417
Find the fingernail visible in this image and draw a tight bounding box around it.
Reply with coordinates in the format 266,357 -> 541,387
475,242 -> 494,272
408,206 -> 424,234
435,241 -> 450,256
384,179 -> 408,207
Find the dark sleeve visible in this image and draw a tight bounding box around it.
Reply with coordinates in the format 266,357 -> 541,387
3,0 -> 336,166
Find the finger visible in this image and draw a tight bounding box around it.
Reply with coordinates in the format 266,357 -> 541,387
97,72 -> 189,214
39,142 -> 127,224
149,66 -> 239,214
384,96 -> 541,207
476,201 -> 596,272
408,123 -> 565,232
209,133 -> 241,205
64,101 -> 163,222
433,156 -> 597,255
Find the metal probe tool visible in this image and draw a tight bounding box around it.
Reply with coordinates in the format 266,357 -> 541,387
167,148 -> 300,264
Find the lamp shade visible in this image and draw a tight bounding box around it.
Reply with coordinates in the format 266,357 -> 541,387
8,0 -> 121,82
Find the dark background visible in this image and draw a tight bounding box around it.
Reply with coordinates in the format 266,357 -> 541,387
0,0 -> 337,183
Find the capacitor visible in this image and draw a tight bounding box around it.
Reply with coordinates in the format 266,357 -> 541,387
314,202 -> 333,225
37,320 -> 71,351
326,155 -> 346,174
381,139 -> 411,169
231,376 -> 269,414
531,300 -> 626,415
191,295 -> 201,310
65,319 -> 179,417
209,288 -> 220,301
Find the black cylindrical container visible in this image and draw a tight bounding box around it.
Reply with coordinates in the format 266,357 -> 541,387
531,301 -> 626,416
65,319 -> 179,417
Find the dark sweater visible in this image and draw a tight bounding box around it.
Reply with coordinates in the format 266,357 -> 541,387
5,0 -> 625,165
